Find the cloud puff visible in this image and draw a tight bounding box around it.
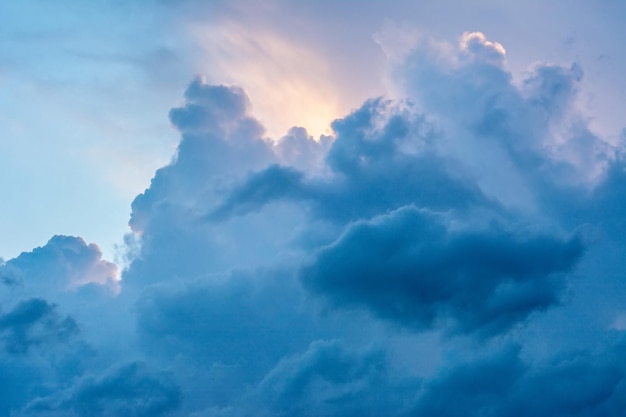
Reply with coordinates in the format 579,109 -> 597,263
195,340 -> 419,417
211,97 -> 493,226
395,31 -> 614,194
302,206 -> 583,337
0,235 -> 119,294
135,268 -> 318,377
414,341 -> 626,417
460,31 -> 506,66
0,298 -> 78,355
251,340 -> 418,417
129,77 -> 272,234
21,362 -> 182,417
273,126 -> 332,172
126,77 -> 282,286
208,164 -> 310,221
0,259 -> 19,287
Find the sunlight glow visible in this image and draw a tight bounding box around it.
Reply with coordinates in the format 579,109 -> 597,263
191,21 -> 340,139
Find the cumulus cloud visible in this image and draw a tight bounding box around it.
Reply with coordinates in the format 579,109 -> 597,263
273,126 -> 332,172
460,31 -> 507,66
302,206 -> 583,337
3,26 -> 626,417
0,235 -> 119,294
125,77 -> 284,286
21,362 -> 182,417
212,97 -> 493,226
109,29 -> 625,416
413,341 -> 626,416
134,268 -> 319,378
190,340 -> 420,417
395,30 -> 615,194
250,340 -> 419,417
0,298 -> 78,355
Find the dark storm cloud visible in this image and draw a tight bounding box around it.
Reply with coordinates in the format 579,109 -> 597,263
302,206 -> 583,337
0,298 -> 78,355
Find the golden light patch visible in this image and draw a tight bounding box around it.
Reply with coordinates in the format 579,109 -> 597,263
460,31 -> 507,57
190,21 -> 340,140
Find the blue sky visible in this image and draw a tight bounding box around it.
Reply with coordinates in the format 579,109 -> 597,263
1,1 -> 626,416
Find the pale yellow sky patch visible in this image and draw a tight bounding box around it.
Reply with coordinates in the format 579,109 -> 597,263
190,21 -> 342,140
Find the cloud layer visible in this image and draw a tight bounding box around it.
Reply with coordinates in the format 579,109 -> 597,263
2,29 -> 626,417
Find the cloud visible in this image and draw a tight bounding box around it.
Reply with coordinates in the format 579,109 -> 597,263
273,126 -> 332,172
211,97 -> 494,225
0,298 -> 78,355
413,341 -> 626,417
0,235 -> 121,352
126,76 -> 280,286
208,164 -> 310,221
0,259 -> 19,287
21,362 -> 182,417
398,31 -> 614,192
414,345 -> 525,416
0,235 -> 119,294
168,79 -> 254,136
3,25 -> 626,417
460,31 -> 506,66
135,268 -> 318,377
251,340 -> 418,417
196,340 -> 420,417
116,30 -> 623,415
302,206 -> 583,337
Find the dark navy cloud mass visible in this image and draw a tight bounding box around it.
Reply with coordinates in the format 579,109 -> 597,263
2,30 -> 626,417
302,206 -> 583,337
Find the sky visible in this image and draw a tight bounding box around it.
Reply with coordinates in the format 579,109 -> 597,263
1,0 -> 626,416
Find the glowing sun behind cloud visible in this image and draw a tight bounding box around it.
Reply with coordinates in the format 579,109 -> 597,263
191,21 -> 341,139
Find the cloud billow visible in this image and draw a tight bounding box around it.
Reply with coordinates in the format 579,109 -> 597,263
413,341 -> 626,417
113,30 -> 619,416
301,206 -> 583,337
0,298 -> 78,355
21,362 -> 182,417
213,97 -> 492,225
0,235 -> 119,294
3,28 -> 626,417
